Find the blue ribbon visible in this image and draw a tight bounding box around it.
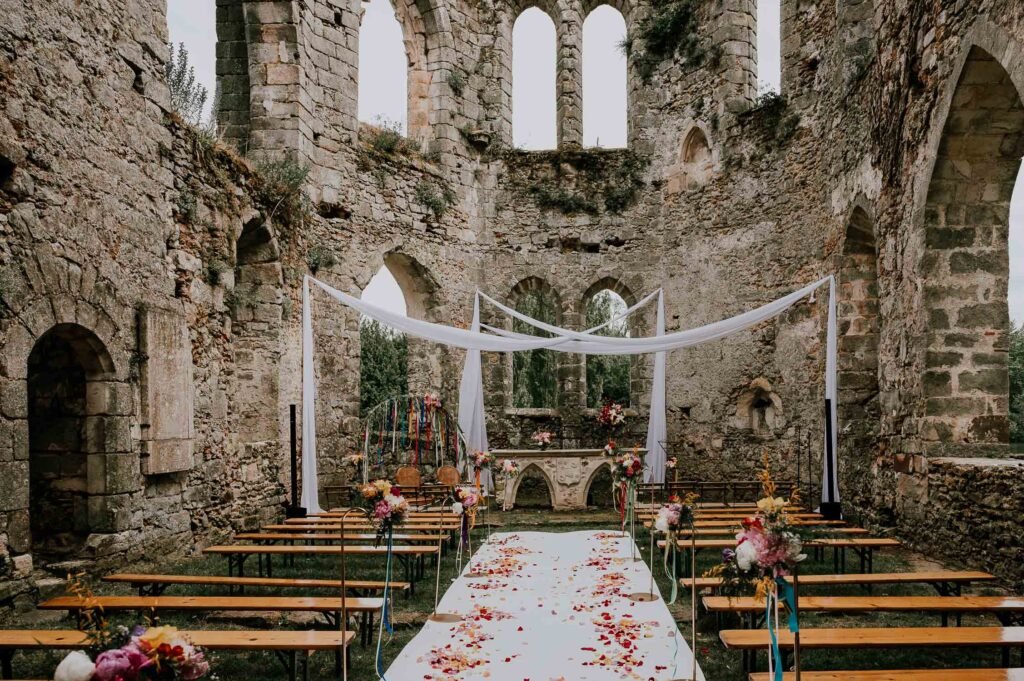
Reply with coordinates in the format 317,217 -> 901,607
765,577 -> 800,681
765,589 -> 783,681
375,526 -> 394,679
776,576 -> 799,633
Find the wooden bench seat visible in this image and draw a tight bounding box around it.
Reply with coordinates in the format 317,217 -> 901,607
721,626 -> 1024,673
665,527 -> 868,537
235,532 -> 446,544
749,670 -> 1024,681
0,629 -> 354,681
684,570 -> 994,595
263,523 -> 457,533
705,595 -> 1024,627
659,537 -> 900,574
103,573 -> 412,597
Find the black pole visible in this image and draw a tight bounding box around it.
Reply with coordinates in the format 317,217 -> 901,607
287,404 -> 307,518
819,398 -> 841,520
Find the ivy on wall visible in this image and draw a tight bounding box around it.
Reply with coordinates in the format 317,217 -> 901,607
621,0 -> 719,83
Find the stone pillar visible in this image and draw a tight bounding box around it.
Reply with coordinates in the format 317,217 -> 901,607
556,10 -> 583,147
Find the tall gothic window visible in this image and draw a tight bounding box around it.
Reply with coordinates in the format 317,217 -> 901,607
512,8 -> 557,149
582,6 -> 627,148
359,0 -> 408,133
585,289 -> 631,407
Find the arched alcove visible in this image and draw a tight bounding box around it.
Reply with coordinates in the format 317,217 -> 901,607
507,278 -> 562,410
582,5 -> 627,148
584,463 -> 615,508
838,205 -> 880,447
512,463 -> 555,508
921,46 -> 1024,444
512,8 -> 557,150
27,324 -> 118,560
360,265 -> 410,414
733,377 -> 783,438
680,127 -> 712,189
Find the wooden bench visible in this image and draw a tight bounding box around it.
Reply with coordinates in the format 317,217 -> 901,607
203,544 -> 439,586
749,670 -> 1024,681
705,595 -> 1024,628
103,573 -> 412,598
263,523 -> 457,532
236,532 -> 447,544
40,595 -> 382,645
684,570 -> 994,596
669,527 -> 868,537
721,626 -> 1024,673
0,629 -> 354,681
659,537 -> 901,574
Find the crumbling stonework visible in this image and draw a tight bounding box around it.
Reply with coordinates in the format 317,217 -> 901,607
2,0 -> 1024,610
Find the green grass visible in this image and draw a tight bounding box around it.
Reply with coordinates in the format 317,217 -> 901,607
4,508 -> 1017,679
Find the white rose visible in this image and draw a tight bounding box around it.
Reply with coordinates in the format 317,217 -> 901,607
451,502 -> 464,516
735,541 -> 757,572
54,651 -> 95,681
654,513 -> 670,533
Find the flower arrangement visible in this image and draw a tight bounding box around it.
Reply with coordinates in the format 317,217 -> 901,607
654,493 -> 698,603
602,440 -> 618,457
500,459 -> 520,478
54,626 -> 210,681
471,450 -> 492,470
596,402 -> 626,429
610,448 -> 644,483
360,478 -> 410,540
530,430 -> 553,449
665,456 -> 677,469
451,485 -> 480,517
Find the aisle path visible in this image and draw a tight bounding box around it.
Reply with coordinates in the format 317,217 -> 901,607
386,530 -> 705,680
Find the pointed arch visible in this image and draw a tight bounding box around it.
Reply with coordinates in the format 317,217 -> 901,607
680,127 -> 713,189
359,0 -> 409,133
581,278 -> 637,409
920,45 -> 1024,444
582,5 -> 627,148
507,278 -> 563,410
583,462 -> 615,508
509,463 -> 555,508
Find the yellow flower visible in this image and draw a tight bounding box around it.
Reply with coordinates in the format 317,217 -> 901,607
138,626 -> 180,648
373,479 -> 392,494
757,496 -> 787,515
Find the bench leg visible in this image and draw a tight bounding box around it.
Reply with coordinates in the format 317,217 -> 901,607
1,650 -> 14,680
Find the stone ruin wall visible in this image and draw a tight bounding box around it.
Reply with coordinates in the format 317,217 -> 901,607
2,0 -> 1024,612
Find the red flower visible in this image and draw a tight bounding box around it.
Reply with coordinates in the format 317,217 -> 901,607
390,486 -> 402,497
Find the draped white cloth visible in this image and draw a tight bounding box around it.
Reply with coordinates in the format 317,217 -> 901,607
299,275 -> 840,510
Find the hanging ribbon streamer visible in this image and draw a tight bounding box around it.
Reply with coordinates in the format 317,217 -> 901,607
375,525 -> 395,679
662,531 -> 678,604
460,512 -> 469,547
765,585 -> 783,681
776,576 -> 800,634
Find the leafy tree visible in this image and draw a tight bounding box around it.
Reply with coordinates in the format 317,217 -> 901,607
1010,323 -> 1024,442
166,43 -> 208,126
359,318 -> 408,415
585,290 -> 631,407
512,291 -> 558,409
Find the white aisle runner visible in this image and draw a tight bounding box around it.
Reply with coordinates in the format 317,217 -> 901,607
386,530 -> 705,681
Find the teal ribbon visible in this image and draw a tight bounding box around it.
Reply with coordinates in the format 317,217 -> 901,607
776,576 -> 799,633
765,588 -> 783,681
662,531 -> 678,604
375,526 -> 394,679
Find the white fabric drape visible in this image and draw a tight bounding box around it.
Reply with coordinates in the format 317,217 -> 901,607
644,291 -> 668,483
821,276 -> 840,505
300,274 -> 839,510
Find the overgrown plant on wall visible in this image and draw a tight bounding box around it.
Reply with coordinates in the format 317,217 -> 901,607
254,159 -> 310,228
166,43 -> 209,126
415,181 -> 457,219
507,149 -> 650,216
742,92 -> 801,148
621,0 -> 717,82
305,245 -> 337,274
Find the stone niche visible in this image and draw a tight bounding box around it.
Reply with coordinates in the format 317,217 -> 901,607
139,306 -> 195,475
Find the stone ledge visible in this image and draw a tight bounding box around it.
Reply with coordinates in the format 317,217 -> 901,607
931,456 -> 1024,469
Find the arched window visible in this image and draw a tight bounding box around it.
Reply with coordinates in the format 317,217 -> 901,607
922,46 -> 1024,444
584,289 -> 631,408
756,0 -> 781,93
510,281 -> 560,409
360,265 -> 409,415
582,6 -> 627,148
680,127 -> 712,188
359,0 -> 408,133
513,8 -> 557,150
1009,155 -> 1024,443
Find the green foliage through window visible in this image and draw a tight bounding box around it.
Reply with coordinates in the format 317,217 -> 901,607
585,290 -> 631,408
512,290 -> 558,409
360,319 -> 408,415
1010,323 -> 1024,443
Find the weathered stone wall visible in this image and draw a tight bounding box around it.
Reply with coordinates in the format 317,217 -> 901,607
3,0 -> 1024,609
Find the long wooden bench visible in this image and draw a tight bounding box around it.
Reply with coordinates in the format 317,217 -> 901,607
103,573 -> 412,598
684,570 -> 994,596
721,626 -> 1024,673
659,537 -> 901,574
668,527 -> 868,537
704,595 -> 1024,628
749,670 -> 1024,681
39,595 -> 382,645
0,629 -> 354,681
263,523 -> 457,532
236,532 -> 447,543
203,544 -> 439,586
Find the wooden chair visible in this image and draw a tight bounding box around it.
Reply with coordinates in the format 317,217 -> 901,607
396,466 -> 422,488
436,465 -> 461,487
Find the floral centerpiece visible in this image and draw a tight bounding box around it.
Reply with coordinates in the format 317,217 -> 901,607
452,485 -> 480,547
360,478 -> 410,543
610,447 -> 644,530
530,430 -> 553,449
54,626 -> 210,681
602,440 -> 618,457
597,401 -> 626,429
469,450 -> 492,497
706,456 -> 808,680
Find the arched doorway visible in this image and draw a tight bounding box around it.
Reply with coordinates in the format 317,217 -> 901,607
27,324 -> 117,560
512,464 -> 554,509
584,463 -> 615,508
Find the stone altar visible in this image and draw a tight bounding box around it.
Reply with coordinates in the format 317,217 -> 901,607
493,449 -> 646,511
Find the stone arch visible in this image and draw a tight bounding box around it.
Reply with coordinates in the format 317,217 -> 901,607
665,123 -> 714,194
733,377 -> 783,438
232,216 -> 283,444
511,6 -> 561,149
582,4 -> 628,148
26,323 -> 130,561
509,463 -> 555,508
581,277 -> 639,408
919,45 -> 1024,445
583,460 -> 615,508
506,277 -> 564,410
